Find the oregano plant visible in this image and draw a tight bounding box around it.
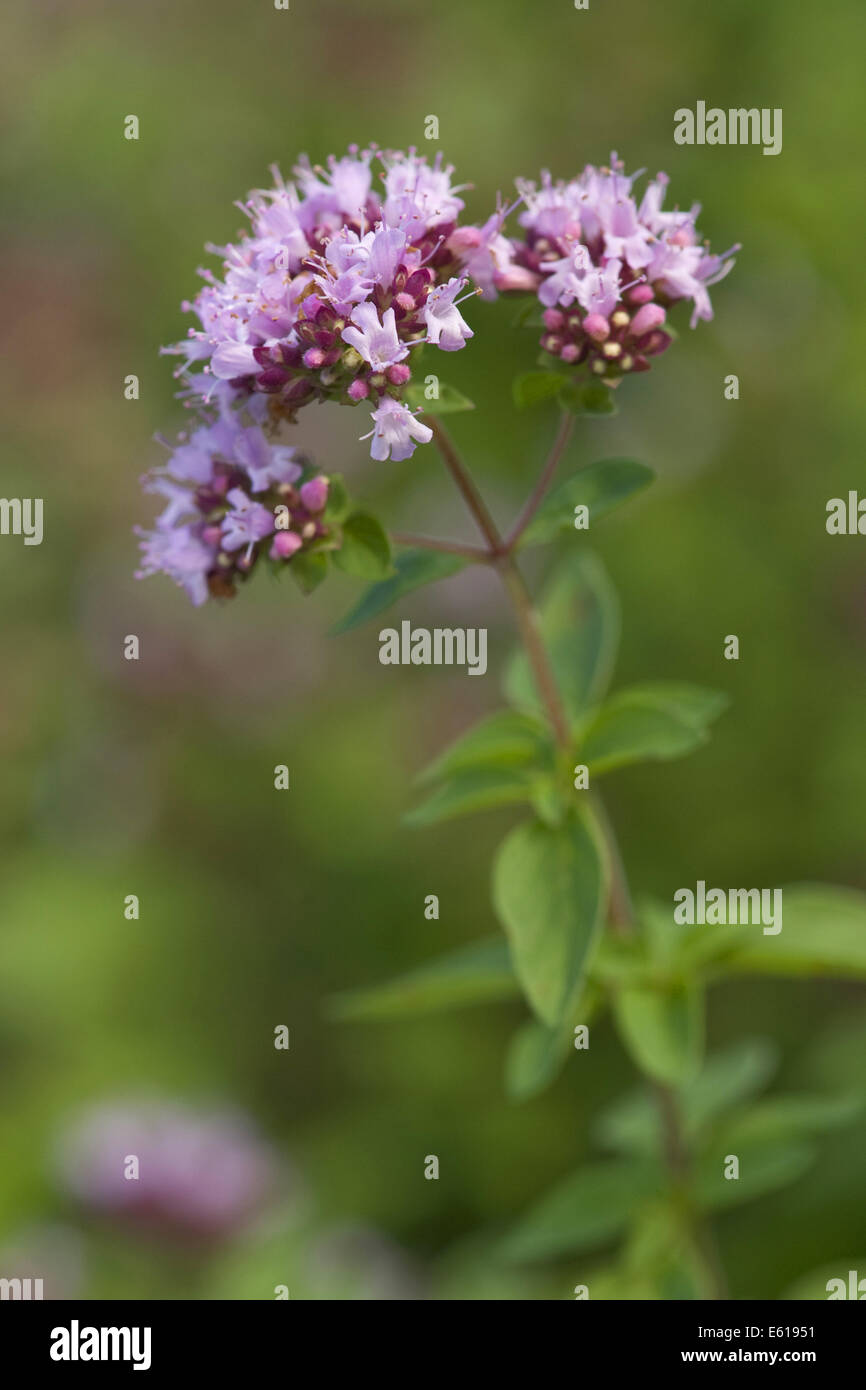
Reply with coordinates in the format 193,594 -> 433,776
138,146 -> 866,1300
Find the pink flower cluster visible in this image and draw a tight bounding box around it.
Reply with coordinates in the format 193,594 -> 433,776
167,145 -> 487,462
136,147 -> 737,605
136,407 -> 331,605
500,153 -> 739,381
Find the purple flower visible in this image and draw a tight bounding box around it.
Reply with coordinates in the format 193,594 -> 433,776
449,209 -> 523,299
233,429 -> 302,493
341,303 -> 409,371
537,244 -> 594,309
361,399 -> 433,462
220,489 -> 275,553
423,277 -> 475,351
55,1100 -> 279,1241
134,524 -> 214,607
211,340 -> 260,381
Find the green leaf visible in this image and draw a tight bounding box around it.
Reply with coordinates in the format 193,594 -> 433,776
288,550 -> 328,595
580,682 -> 729,776
405,766 -> 534,827
695,1139 -> 815,1212
613,980 -> 704,1086
512,298 -> 546,329
719,1094 -> 862,1146
323,474 -> 350,523
559,381 -> 618,416
504,1018 -> 573,1102
593,1040 -> 779,1157
405,381 -> 475,414
327,937 -> 517,1021
683,1041 -> 780,1134
724,884 -> 866,980
519,458 -> 655,548
504,550 -> 620,724
492,809 -> 607,1026
331,511 -> 393,581
512,371 -> 568,409
332,548 -> 467,634
501,1158 -> 661,1263
417,710 -> 552,785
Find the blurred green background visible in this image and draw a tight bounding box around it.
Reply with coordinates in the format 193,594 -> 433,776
1,0 -> 865,1299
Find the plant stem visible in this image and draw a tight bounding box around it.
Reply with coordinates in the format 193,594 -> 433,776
421,416 -> 504,555
390,531 -> 491,562
424,417 -> 729,1301
497,560 -> 572,748
503,411 -> 575,550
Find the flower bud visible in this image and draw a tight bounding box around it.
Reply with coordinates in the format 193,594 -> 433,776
493,265 -> 541,292
270,531 -> 303,560
387,363 -> 411,386
583,313 -> 610,343
347,378 -> 369,401
630,303 -> 666,338
626,284 -> 654,306
255,368 -> 289,392
299,476 -> 329,513
543,308 -> 566,332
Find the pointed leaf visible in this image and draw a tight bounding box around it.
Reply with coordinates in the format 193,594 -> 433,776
613,980 -> 704,1086
332,548 -> 467,634
580,682 -> 729,776
492,809 -> 607,1026
501,1158 -> 661,1263
332,511 -> 393,580
520,459 -> 655,549
288,551 -> 328,594
405,381 -> 475,414
405,766 -> 534,827
504,1018 -> 573,1102
696,1139 -> 815,1212
725,884 -> 866,980
327,937 -> 517,1021
417,711 -> 552,785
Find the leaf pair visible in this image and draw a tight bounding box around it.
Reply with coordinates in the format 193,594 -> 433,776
502,1039 -> 862,1266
